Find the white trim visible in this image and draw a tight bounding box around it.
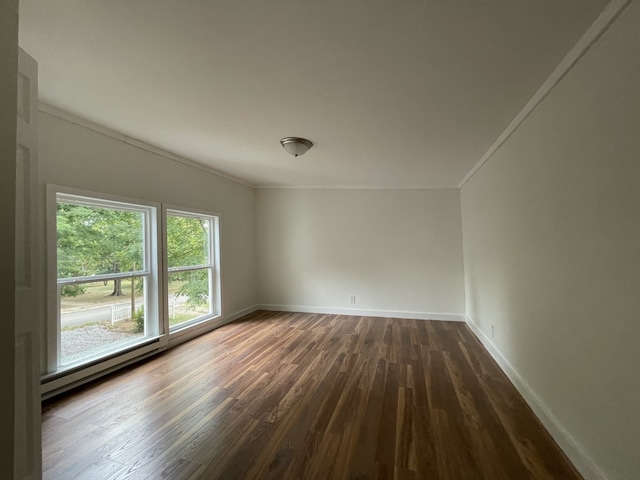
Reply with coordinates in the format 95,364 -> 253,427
50,184 -> 162,211
58,271 -> 149,286
57,191 -> 151,212
38,102 -> 254,188
45,186 -> 59,372
165,315 -> 222,347
464,315 -> 608,480
41,338 -> 162,399
165,203 -> 222,220
225,304 -> 260,322
166,304 -> 259,348
255,185 -> 458,190
167,264 -> 213,273
258,304 -> 465,322
163,204 -> 222,336
458,0 -> 633,188
46,184 -> 162,372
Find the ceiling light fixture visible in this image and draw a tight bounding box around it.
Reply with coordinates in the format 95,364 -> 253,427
280,137 -> 313,158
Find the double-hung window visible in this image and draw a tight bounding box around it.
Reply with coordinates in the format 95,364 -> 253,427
165,208 -> 220,331
46,187 -> 221,386
52,192 -> 160,369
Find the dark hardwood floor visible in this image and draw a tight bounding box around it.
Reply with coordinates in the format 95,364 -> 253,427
42,311 -> 582,480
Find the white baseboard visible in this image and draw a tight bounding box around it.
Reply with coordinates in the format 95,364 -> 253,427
168,304 -> 261,347
258,304 -> 465,322
464,315 -> 607,480
224,304 -> 261,323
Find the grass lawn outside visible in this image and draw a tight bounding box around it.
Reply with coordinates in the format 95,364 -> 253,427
61,278 -> 186,311
61,279 -> 208,331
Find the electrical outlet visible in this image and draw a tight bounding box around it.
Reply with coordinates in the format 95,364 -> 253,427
349,295 -> 356,304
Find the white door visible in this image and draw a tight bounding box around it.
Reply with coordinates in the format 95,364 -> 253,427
15,48 -> 42,480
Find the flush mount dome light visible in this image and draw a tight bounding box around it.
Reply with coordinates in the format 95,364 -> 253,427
280,137 -> 313,158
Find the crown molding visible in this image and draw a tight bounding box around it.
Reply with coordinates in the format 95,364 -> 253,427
458,0 -> 633,189
38,102 -> 255,189
255,184 -> 458,191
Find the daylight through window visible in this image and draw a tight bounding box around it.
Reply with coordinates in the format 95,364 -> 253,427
49,189 -> 220,375
166,210 -> 218,330
56,194 -> 156,367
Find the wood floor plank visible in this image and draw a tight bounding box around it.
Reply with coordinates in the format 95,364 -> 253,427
42,311 -> 583,480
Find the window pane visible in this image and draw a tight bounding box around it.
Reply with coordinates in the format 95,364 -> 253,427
166,214 -> 210,268
168,269 -> 211,328
57,202 -> 144,278
60,278 -> 146,365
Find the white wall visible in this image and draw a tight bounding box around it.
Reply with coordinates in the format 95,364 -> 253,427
0,0 -> 18,475
256,188 -> 465,318
38,108 -> 259,332
461,3 -> 640,480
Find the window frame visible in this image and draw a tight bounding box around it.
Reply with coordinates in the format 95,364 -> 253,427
44,187 -> 224,391
162,204 -> 222,337
46,185 -> 162,376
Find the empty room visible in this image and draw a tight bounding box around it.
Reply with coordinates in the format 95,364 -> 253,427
2,0 -> 639,479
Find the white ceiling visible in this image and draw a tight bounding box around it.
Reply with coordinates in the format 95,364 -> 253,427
19,0 -> 610,188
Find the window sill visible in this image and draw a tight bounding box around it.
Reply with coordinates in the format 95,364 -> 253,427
41,336 -> 164,399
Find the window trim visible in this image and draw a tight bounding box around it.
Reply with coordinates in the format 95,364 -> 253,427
46,185 -> 163,375
44,187 -> 224,391
162,204 -> 222,336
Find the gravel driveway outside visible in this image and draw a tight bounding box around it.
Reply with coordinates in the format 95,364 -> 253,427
61,324 -> 141,364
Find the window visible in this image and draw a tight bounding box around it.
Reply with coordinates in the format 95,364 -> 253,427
46,187 -> 221,381
53,193 -> 159,369
165,208 -> 220,331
